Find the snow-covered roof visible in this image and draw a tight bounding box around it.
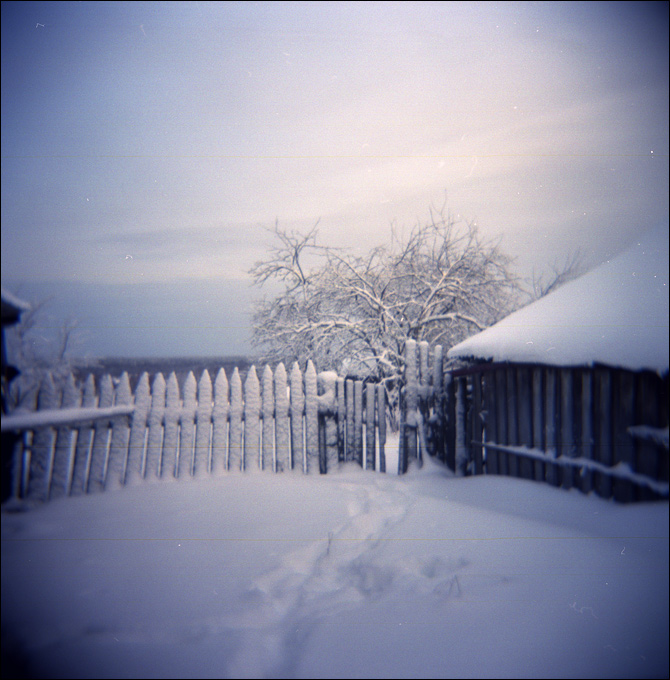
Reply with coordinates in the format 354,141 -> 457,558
448,222 -> 669,373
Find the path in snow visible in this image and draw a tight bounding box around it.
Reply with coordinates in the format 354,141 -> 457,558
222,477 -> 414,677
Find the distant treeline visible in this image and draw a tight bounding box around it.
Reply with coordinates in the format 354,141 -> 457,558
72,356 -> 252,390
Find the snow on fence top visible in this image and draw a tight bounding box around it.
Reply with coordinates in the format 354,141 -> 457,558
448,222 -> 669,373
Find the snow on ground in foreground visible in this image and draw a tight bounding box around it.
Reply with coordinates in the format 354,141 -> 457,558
2,454 -> 668,679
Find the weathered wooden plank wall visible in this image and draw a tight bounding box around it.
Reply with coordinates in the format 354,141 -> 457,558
442,360 -> 669,502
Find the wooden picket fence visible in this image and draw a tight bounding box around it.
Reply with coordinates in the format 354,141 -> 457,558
2,361 -> 388,503
3,341 -> 668,505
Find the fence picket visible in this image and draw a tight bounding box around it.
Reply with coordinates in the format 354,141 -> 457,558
595,369 -> 612,498
579,370 -> 594,494
401,340 -> 418,473
178,372 -> 197,477
262,365 -> 274,471
162,373 -> 181,478
88,374 -> 114,492
431,345 -> 444,462
532,368 -> 544,482
106,373 -> 132,489
195,370 -> 213,476
126,372 -> 150,484
145,373 -> 166,480
345,379 -> 354,463
290,363 -> 304,472
455,377 -> 467,476
305,361 -> 318,474
365,383 -> 375,471
318,371 -> 338,473
560,369 -> 575,490
506,368 -> 519,477
27,374 -> 59,501
472,374 -> 484,475
244,366 -> 261,471
483,371 -> 498,474
635,372 -> 661,500
229,368 -> 243,471
212,369 -> 229,474
377,384 -> 386,473
494,370 -> 508,475
517,368 -> 533,480
71,374 -> 97,495
50,373 -> 80,498
612,370 -> 635,502
354,380 -> 364,467
274,363 -> 289,472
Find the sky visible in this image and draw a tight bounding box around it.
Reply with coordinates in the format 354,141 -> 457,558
2,451 -> 668,679
1,1 -> 668,359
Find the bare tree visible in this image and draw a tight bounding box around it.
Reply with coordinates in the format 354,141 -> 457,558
250,206 -> 522,427
529,249 -> 585,300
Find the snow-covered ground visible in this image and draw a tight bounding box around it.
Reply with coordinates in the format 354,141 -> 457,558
2,443 -> 667,680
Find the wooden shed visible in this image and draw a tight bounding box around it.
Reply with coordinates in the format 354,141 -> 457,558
445,224 -> 669,502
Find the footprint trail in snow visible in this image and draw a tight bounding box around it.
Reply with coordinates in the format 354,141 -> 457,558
222,474 -> 465,678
